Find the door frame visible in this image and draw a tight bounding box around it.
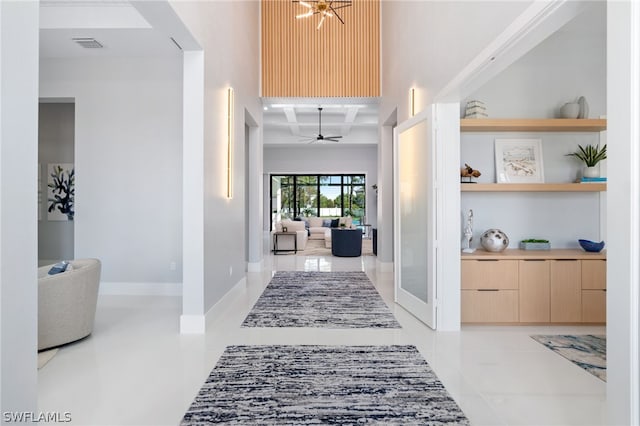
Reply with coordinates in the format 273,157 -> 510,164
393,107 -> 436,328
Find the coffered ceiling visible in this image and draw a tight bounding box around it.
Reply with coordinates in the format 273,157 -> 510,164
262,98 -> 379,146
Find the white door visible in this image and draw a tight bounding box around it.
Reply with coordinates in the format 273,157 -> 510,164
393,107 -> 436,328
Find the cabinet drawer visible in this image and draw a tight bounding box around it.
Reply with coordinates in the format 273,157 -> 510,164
461,290 -> 519,323
519,260 -> 550,323
461,260 -> 518,290
582,260 -> 606,289
582,290 -> 606,323
550,260 -> 582,322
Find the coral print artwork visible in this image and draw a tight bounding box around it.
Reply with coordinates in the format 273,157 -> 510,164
47,163 -> 75,221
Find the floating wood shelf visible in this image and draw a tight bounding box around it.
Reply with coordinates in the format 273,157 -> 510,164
460,118 -> 607,132
461,183 -> 606,192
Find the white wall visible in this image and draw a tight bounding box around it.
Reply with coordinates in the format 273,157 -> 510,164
380,1 -> 533,124
0,0 -> 38,416
607,1 -> 640,424
171,1 -> 262,312
264,145 -> 378,227
466,5 -> 606,119
39,56 -> 184,286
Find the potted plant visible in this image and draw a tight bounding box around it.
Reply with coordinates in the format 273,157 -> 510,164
566,144 -> 607,178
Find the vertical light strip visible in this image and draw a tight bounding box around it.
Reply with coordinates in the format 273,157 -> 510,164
409,88 -> 416,117
227,87 -> 234,199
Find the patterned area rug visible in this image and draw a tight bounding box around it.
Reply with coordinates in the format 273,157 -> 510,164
296,238 -> 374,256
531,335 -> 606,381
181,345 -> 469,425
242,271 -> 400,328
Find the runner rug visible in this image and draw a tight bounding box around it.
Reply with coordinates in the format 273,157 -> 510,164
531,334 -> 606,381
181,345 -> 469,425
241,271 -> 400,328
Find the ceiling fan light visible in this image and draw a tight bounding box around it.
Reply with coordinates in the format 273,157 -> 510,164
296,11 -> 313,19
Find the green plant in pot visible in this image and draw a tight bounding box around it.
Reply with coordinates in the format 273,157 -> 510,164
566,144 -> 607,178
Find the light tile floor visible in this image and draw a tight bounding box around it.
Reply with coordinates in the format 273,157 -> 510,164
38,253 -> 606,425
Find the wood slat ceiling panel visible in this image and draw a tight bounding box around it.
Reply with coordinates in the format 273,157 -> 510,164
261,0 -> 380,97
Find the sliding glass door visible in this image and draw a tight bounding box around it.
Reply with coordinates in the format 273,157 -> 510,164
270,174 -> 366,229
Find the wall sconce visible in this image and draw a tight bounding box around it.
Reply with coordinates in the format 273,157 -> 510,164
227,87 -> 234,199
409,87 -> 416,117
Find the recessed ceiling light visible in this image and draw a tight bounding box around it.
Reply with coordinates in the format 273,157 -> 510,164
264,106 -> 269,111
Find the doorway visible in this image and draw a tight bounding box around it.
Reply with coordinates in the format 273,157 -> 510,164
38,101 -> 75,265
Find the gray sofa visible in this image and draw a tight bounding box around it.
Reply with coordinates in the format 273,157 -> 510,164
38,258 -> 101,351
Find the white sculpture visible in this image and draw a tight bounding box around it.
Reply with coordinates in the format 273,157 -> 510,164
462,209 -> 476,253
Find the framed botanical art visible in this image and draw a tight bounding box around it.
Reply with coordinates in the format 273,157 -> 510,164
494,139 -> 544,183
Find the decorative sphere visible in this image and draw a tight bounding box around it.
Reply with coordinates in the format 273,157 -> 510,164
480,229 -> 509,252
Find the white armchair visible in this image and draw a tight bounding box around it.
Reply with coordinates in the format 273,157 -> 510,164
38,258 -> 101,350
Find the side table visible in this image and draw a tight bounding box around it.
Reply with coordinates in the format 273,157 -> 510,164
272,232 -> 298,254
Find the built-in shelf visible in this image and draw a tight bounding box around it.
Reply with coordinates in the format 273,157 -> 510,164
460,118 -> 607,132
461,248 -> 606,260
461,183 -> 606,192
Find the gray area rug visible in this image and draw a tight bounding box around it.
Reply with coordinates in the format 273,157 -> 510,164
181,345 -> 469,425
531,334 -> 606,381
242,271 -> 401,328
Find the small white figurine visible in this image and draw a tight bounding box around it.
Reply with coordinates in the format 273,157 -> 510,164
462,209 -> 476,253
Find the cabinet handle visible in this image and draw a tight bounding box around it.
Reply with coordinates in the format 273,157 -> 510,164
478,289 -> 499,291
555,259 -> 578,262
477,259 -> 498,262
523,259 -> 545,262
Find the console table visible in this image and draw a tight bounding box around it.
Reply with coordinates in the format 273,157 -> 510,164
272,232 -> 297,254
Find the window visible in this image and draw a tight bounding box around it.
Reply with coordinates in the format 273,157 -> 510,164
270,174 -> 366,229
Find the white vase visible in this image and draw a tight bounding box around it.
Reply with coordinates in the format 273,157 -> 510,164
583,166 -> 600,178
560,102 -> 580,118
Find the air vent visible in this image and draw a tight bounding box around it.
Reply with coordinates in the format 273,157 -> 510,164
72,38 -> 103,49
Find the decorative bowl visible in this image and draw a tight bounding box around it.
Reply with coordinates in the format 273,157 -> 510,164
578,239 -> 605,253
480,229 -> 509,252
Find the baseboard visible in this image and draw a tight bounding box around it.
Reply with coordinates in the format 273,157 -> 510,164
180,276 -> 247,334
247,260 -> 263,272
99,282 -> 182,296
203,276 -> 247,323
376,260 -> 394,273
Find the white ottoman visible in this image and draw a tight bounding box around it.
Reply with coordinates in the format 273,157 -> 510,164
324,228 -> 332,248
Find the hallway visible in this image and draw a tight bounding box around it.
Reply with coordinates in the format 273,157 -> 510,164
38,253 -> 605,425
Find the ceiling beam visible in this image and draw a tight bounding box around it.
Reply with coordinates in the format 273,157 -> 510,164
341,106 -> 359,135
283,107 -> 300,135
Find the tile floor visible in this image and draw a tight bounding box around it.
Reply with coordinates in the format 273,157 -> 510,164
38,253 -> 606,425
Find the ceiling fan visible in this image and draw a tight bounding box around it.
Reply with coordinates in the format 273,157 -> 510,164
300,107 -> 343,143
293,0 -> 352,30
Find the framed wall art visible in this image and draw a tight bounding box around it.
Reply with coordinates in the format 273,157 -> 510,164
494,139 -> 544,183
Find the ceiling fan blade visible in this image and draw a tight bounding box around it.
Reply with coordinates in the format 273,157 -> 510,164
329,6 -> 344,24
323,135 -> 342,139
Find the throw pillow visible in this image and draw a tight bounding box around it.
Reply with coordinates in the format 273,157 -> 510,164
331,218 -> 339,227
322,219 -> 332,227
293,217 -> 302,221
48,261 -> 70,275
